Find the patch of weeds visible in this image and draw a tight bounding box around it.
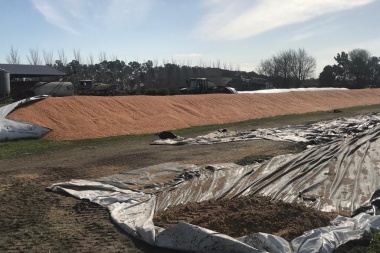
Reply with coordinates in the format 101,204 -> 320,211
367,230 -> 380,253
235,155 -> 272,166
290,142 -> 309,153
0,133 -> 152,160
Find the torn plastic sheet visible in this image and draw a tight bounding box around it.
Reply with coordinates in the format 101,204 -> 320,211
0,95 -> 51,141
151,113 -> 380,146
49,124 -> 380,252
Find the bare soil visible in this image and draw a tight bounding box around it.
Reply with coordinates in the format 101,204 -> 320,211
2,94 -> 380,252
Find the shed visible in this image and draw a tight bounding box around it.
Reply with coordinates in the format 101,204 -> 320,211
0,64 -> 66,99
0,64 -> 65,79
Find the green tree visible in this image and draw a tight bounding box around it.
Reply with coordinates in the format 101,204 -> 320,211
319,65 -> 336,87
333,52 -> 350,86
367,56 -> 380,87
348,49 -> 371,88
329,49 -> 380,88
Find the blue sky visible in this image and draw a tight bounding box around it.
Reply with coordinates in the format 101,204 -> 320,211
1,0 -> 380,76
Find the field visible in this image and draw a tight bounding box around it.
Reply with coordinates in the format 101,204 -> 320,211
2,91 -> 380,252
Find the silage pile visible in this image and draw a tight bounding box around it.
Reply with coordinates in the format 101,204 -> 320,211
7,89 -> 380,141
153,195 -> 340,242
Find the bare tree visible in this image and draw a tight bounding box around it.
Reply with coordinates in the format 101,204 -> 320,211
26,47 -> 42,65
98,51 -> 107,63
73,49 -> 82,64
110,54 -> 118,61
152,58 -> 159,67
178,59 -> 186,67
6,46 -> 21,64
257,58 -> 278,77
290,48 -> 316,86
58,49 -> 67,65
87,53 -> 94,65
198,59 -> 205,68
43,50 -> 54,65
257,48 -> 316,88
171,58 -> 178,65
228,62 -> 234,71
213,59 -> 221,69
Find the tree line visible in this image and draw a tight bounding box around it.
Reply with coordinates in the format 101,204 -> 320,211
256,48 -> 380,89
5,46 -> 380,92
5,47 -> 246,94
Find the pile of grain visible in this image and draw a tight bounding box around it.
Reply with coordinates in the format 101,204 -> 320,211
7,89 -> 380,141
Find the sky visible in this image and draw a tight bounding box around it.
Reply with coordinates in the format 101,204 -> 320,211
1,0 -> 380,77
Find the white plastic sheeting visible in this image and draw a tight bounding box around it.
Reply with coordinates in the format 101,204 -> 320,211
292,213 -> 380,252
238,88 -> 348,94
49,121 -> 380,252
152,113 -> 380,146
0,95 -> 51,141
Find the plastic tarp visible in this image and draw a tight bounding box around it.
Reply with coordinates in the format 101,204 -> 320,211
0,95 -> 51,141
49,119 -> 380,252
238,88 -> 348,94
152,113 -> 380,146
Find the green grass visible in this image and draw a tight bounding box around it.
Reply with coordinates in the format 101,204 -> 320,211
367,230 -> 380,253
0,97 -> 13,107
0,133 -> 152,160
0,139 -> 71,159
235,155 -> 273,166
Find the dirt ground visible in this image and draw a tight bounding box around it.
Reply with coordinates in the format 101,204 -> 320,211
2,104 -> 380,252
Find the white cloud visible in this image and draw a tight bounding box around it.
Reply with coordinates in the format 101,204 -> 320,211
288,17 -> 338,42
105,0 -> 154,24
289,31 -> 317,42
30,0 -> 81,35
195,0 -> 375,40
30,0 -> 154,34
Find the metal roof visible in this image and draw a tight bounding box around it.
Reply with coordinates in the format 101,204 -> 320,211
0,64 -> 65,77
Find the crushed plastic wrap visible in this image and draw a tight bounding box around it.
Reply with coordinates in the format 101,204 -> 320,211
238,88 -> 348,94
0,95 -> 51,141
151,113 -> 380,146
49,118 -> 380,252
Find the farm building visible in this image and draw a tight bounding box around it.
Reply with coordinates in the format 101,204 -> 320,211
0,64 -> 66,100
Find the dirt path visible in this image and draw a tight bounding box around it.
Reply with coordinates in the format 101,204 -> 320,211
2,105 -> 380,252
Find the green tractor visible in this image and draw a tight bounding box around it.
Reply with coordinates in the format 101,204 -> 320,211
179,78 -> 237,94
78,80 -> 116,96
